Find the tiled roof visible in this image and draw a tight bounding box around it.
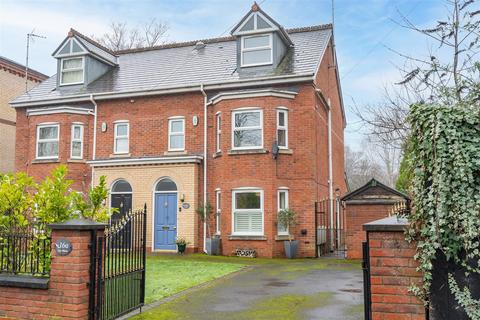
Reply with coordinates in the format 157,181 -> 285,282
0,56 -> 49,82
11,24 -> 332,106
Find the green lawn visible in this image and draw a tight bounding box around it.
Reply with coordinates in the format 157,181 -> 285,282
144,254 -> 246,303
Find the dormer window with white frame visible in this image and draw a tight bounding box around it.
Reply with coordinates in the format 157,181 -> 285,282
241,33 -> 273,67
60,57 -> 84,85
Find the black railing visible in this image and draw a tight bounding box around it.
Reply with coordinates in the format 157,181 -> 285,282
0,227 -> 51,276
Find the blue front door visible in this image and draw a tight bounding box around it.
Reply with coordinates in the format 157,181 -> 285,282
154,193 -> 177,250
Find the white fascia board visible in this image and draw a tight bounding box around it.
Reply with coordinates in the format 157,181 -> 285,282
26,106 -> 94,116
10,73 -> 314,108
87,155 -> 203,167
210,89 -> 297,105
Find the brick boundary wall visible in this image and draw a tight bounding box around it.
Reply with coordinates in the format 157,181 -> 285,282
364,216 -> 426,320
0,220 -> 105,320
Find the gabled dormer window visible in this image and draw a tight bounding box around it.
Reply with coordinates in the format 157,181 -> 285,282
241,34 -> 273,67
60,57 -> 84,85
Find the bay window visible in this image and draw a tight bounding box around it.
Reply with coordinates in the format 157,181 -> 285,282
232,109 -> 263,149
232,189 -> 263,235
277,189 -> 289,235
277,109 -> 288,148
70,124 -> 84,159
36,124 -> 59,159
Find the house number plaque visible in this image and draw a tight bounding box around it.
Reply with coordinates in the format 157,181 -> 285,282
182,203 -> 190,209
55,238 -> 73,256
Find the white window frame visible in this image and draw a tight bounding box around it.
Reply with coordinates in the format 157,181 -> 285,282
277,188 -> 289,235
215,189 -> 221,235
276,108 -> 288,149
240,33 -> 273,67
168,117 -> 185,151
60,56 -> 85,86
216,112 -> 222,153
36,123 -> 60,160
231,108 -> 263,150
70,123 -> 84,159
231,188 -> 264,236
113,121 -> 129,154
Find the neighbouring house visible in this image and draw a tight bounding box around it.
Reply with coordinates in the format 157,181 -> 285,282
0,56 -> 47,173
342,178 -> 410,259
10,3 -> 347,257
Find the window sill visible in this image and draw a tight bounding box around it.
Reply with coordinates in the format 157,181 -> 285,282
213,151 -> 222,158
278,149 -> 293,155
0,274 -> 49,289
109,153 -> 131,158
32,159 -> 59,164
275,235 -> 294,241
68,159 -> 86,163
228,149 -> 268,155
228,235 -> 267,241
164,150 -> 188,156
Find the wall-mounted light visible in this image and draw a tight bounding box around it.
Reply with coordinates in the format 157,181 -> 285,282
180,193 -> 185,202
101,122 -> 107,132
192,116 -> 199,126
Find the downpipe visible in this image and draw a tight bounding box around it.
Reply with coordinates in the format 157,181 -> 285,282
89,94 -> 98,188
200,84 -> 208,253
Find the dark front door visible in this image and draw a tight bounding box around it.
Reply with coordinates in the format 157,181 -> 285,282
154,193 -> 177,250
110,193 -> 133,248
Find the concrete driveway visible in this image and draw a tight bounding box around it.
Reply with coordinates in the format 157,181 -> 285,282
132,258 -> 364,320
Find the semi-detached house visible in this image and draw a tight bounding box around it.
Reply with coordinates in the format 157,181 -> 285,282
11,3 -> 347,258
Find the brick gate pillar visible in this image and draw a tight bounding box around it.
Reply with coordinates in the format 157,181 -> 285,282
48,219 -> 107,319
363,216 -> 425,320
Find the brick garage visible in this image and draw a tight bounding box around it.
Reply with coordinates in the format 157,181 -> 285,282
342,179 -> 409,259
363,216 -> 426,320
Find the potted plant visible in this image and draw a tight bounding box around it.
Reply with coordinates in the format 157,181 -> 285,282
196,202 -> 220,255
175,237 -> 188,254
278,208 -> 298,259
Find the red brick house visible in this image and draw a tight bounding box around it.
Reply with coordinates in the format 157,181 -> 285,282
10,3 -> 346,257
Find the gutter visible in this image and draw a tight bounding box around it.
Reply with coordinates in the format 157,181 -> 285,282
10,73 -> 314,108
200,84 -> 208,254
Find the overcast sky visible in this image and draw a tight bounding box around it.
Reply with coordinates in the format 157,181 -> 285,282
0,0 -> 448,148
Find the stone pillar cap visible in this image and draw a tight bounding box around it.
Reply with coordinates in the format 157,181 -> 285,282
48,218 -> 107,230
363,215 -> 408,232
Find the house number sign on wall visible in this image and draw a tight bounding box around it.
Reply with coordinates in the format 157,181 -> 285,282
55,238 -> 73,256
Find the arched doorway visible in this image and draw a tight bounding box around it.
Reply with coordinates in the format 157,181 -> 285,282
110,179 -> 133,223
154,178 -> 178,250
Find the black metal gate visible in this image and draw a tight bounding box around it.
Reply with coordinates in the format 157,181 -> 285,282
362,241 -> 372,320
315,198 -> 346,256
90,205 -> 147,320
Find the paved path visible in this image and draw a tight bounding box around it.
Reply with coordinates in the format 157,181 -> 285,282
132,258 -> 364,320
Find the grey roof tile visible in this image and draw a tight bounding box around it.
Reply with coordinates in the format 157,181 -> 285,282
12,25 -> 331,105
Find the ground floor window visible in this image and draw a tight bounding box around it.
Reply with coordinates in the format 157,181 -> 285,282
277,189 -> 289,235
215,190 -> 221,234
232,189 -> 263,235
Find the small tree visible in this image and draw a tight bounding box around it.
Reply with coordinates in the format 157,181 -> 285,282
73,175 -> 111,222
278,208 -> 298,241
196,202 -> 214,238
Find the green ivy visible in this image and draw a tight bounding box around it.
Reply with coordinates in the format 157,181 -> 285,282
407,103 -> 480,319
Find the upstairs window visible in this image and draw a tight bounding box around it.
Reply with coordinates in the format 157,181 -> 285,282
36,124 -> 59,159
70,124 -> 84,159
241,34 -> 272,67
60,57 -> 84,85
232,109 -> 263,150
168,118 -> 185,151
216,113 -> 222,152
277,109 -> 288,149
114,122 -> 129,154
